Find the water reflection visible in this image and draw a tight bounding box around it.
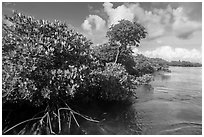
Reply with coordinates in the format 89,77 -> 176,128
80,104 -> 144,135
153,71 -> 171,81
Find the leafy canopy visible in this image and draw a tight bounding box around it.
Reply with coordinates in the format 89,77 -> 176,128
2,11 -> 93,106
106,19 -> 147,48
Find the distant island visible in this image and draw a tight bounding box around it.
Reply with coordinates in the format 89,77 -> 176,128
168,60 -> 202,67
146,56 -> 202,68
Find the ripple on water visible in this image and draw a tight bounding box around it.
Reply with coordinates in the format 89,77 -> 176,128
158,123 -> 202,135
131,98 -> 202,135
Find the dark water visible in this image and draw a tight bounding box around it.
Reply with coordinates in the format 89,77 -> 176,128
82,67 -> 202,135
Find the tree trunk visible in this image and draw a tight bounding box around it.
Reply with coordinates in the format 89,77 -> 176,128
114,44 -> 121,64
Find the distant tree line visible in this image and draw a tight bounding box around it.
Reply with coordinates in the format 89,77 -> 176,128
168,60 -> 202,67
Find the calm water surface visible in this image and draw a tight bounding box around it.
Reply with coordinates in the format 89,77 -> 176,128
133,66 -> 202,134
83,66 -> 202,135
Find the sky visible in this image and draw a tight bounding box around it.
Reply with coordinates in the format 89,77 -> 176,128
2,2 -> 202,63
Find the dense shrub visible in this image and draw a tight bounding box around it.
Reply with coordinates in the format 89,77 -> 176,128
2,11 -> 93,106
92,43 -> 136,74
92,43 -> 117,64
131,54 -> 170,76
133,54 -> 155,76
90,63 -> 136,101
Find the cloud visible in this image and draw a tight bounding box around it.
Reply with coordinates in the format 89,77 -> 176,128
103,2 -> 136,26
81,2 -> 201,44
102,2 -> 167,39
81,15 -> 107,44
103,2 -> 168,37
81,15 -> 106,34
102,2 -> 201,40
140,46 -> 202,63
156,40 -> 163,44
172,7 -> 201,39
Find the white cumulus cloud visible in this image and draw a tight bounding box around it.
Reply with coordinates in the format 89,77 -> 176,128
102,2 -> 201,40
81,15 -> 107,44
81,2 -> 201,44
103,2 -> 136,26
81,15 -> 106,34
140,46 -> 202,63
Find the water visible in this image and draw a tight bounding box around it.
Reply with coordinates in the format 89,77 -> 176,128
81,66 -> 202,135
132,67 -> 202,134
